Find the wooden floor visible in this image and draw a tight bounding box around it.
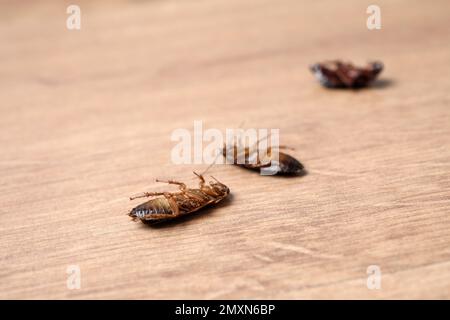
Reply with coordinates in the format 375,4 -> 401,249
1,0 -> 449,299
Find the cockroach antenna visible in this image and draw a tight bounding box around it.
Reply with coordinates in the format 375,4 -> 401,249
200,149 -> 221,176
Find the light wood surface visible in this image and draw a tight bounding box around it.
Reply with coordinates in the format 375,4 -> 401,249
1,0 -> 450,299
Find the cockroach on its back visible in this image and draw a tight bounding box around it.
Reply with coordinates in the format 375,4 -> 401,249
310,60 -> 383,88
128,172 -> 230,224
222,140 -> 304,175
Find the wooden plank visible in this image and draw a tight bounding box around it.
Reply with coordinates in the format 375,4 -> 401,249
0,0 -> 449,299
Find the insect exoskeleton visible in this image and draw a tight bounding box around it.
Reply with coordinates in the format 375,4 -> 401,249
310,60 -> 383,88
128,172 -> 230,224
222,143 -> 304,175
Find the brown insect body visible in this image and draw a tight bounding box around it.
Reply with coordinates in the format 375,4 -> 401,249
223,144 -> 304,175
310,60 -> 383,88
129,173 -> 229,224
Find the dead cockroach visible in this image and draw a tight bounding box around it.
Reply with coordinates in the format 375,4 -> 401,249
128,172 -> 230,224
310,60 -> 383,88
222,137 -> 304,175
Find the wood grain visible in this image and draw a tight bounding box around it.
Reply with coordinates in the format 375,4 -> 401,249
1,0 -> 449,299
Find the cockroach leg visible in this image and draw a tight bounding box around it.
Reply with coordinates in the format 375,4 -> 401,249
168,196 -> 180,216
155,178 -> 187,191
193,171 -> 206,187
130,191 -> 181,200
276,145 -> 295,151
210,175 -> 222,184
130,191 -> 167,200
255,133 -> 271,148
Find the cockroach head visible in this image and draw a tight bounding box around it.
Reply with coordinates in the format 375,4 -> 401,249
370,61 -> 384,74
209,176 -> 230,196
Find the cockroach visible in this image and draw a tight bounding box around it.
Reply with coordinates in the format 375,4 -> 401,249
128,172 -> 230,224
222,137 -> 304,175
310,60 -> 383,88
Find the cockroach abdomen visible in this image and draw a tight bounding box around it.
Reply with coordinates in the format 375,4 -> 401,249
129,198 -> 174,222
276,152 -> 304,174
